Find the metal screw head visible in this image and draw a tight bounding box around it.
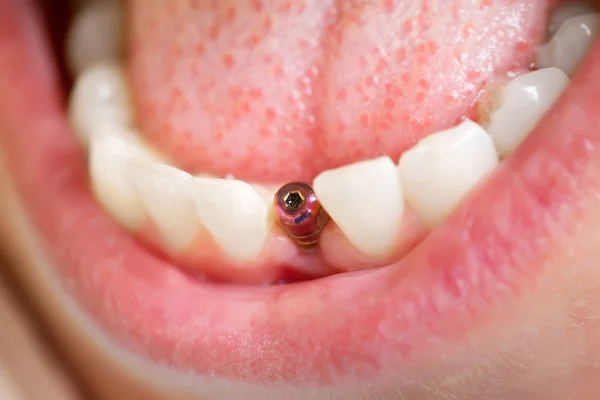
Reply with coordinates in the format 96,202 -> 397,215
283,190 -> 304,209
273,182 -> 330,247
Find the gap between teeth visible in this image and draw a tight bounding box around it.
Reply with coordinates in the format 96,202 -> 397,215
69,0 -> 596,264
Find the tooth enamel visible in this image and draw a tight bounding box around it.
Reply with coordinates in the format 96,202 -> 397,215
313,156 -> 403,258
69,63 -> 133,147
89,126 -> 158,230
398,120 -> 498,227
129,162 -> 202,252
191,179 -> 269,262
67,0 -> 123,75
485,68 -> 569,157
536,13 -> 600,76
547,2 -> 596,37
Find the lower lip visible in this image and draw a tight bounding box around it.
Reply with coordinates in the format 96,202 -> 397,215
1,0 -> 599,386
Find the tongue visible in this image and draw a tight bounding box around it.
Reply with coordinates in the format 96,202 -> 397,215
127,0 -> 550,182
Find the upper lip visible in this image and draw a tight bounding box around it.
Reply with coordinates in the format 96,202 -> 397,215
0,0 -> 599,387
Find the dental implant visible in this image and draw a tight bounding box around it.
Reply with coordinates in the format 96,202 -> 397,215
273,182 -> 330,247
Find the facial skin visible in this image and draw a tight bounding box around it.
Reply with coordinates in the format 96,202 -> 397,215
2,1 -> 600,399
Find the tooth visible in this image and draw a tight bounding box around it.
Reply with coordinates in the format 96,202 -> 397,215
485,68 -> 569,157
129,162 -> 202,252
536,13 -> 600,76
67,0 -> 123,75
89,126 -> 158,230
547,1 -> 596,37
313,156 -> 403,258
191,179 -> 269,262
398,120 -> 499,227
69,63 -> 133,147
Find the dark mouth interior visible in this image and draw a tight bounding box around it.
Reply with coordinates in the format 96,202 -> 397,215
36,1 -> 73,93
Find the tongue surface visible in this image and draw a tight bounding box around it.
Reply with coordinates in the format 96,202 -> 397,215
128,0 -> 550,182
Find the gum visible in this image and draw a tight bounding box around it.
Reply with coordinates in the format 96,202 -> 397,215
134,216 -> 333,284
129,182 -> 426,284
320,207 -> 428,272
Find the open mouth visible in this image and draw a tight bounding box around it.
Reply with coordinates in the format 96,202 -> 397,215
1,0 -> 600,395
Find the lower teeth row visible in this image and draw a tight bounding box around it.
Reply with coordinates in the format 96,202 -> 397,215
66,1 -> 596,272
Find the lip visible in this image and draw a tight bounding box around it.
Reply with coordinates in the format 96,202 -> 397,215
1,0 -> 599,388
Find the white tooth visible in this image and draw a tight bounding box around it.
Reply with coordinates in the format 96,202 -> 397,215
536,13 -> 600,76
398,120 -> 499,227
69,63 -> 133,147
129,162 -> 202,252
547,2 -> 596,38
485,68 -> 569,157
67,0 -> 123,76
89,126 -> 158,230
313,156 -> 403,258
191,179 -> 269,262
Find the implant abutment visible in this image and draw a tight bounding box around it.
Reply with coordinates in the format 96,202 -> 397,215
274,182 -> 330,247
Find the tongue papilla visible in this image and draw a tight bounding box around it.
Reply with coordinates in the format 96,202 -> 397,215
127,0 -> 550,182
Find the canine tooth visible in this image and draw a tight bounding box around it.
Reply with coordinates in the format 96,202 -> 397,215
537,13 -> 600,76
485,68 -> 569,157
69,63 -> 133,147
313,156 -> 403,258
89,126 -> 158,230
67,0 -> 123,75
191,179 -> 269,262
129,162 -> 202,252
398,120 -> 499,227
